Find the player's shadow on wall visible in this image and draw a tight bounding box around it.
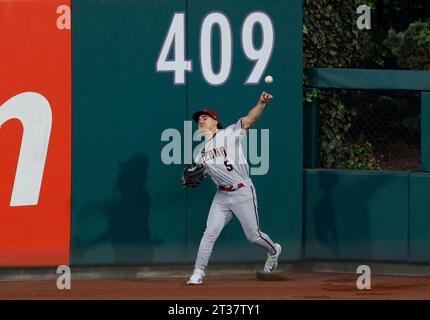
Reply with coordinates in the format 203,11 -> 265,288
74,152 -> 159,264
104,152 -> 157,263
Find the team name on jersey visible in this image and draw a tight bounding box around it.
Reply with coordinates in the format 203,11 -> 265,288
197,146 -> 227,164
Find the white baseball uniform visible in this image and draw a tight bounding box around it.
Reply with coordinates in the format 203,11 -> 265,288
193,117 -> 278,271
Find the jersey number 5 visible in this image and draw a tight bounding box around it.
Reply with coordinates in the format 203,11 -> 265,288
224,160 -> 233,172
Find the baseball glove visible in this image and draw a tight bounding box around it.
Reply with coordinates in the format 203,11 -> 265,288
182,163 -> 207,188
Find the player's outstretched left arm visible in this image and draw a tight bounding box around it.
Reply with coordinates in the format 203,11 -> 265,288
242,92 -> 273,130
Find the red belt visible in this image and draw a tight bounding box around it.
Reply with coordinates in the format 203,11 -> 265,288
219,183 -> 245,192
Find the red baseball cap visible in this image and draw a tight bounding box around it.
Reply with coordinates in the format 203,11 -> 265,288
192,108 -> 223,129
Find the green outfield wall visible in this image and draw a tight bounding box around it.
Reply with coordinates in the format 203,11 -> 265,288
3,0 -> 430,269
409,173 -> 430,263
304,170 -> 430,263
71,0 -> 303,266
304,170 -> 409,261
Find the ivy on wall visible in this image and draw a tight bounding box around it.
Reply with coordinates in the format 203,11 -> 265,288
303,0 -> 374,169
304,0 -> 429,169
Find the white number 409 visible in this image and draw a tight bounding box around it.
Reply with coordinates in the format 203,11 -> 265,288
156,12 -> 274,86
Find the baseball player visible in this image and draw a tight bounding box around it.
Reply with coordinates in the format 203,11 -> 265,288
187,91 -> 281,285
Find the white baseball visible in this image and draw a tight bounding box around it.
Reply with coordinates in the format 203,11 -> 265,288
264,75 -> 273,84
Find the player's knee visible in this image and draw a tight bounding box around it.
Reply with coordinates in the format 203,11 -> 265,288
244,230 -> 260,243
